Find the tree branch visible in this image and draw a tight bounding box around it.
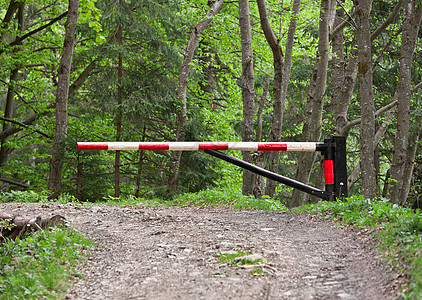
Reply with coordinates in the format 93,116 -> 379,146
371,0 -> 403,41
2,11 -> 68,53
342,100 -> 398,134
0,102 -> 54,141
340,80 -> 422,135
0,176 -> 30,188
69,59 -> 98,95
372,27 -> 402,71
0,116 -> 51,138
0,0 -> 20,41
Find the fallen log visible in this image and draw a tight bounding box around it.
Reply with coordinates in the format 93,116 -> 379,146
0,213 -> 66,241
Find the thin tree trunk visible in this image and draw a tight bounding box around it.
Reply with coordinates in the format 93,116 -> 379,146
255,74 -> 270,143
76,159 -> 83,200
0,68 -> 19,166
356,0 -> 376,199
253,74 -> 270,198
135,125 -> 147,198
114,21 -> 123,199
387,1 -> 422,204
257,0 -> 301,198
0,0 -> 20,42
337,38 -> 358,136
399,130 -> 420,205
48,0 -> 79,198
238,0 -> 255,196
0,1 -> 24,166
291,0 -> 334,207
167,0 -> 224,193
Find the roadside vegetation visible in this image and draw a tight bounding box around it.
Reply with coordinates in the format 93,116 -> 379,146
0,224 -> 94,299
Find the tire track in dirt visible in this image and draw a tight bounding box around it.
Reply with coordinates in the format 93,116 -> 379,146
1,203 -> 400,299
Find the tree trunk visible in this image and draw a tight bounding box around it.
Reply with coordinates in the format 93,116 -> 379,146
399,130 -> 420,205
0,68 -> 19,166
253,74 -> 270,198
336,39 -> 358,136
238,0 -> 255,196
0,0 -> 20,42
76,159 -> 83,200
48,0 -> 79,198
257,0 -> 301,198
291,0 -> 334,207
387,1 -> 422,204
167,0 -> 225,193
331,4 -> 344,118
0,213 -> 65,241
135,125 -> 147,198
0,1 -> 24,167
114,21 -> 123,199
356,0 -> 376,199
348,109 -> 395,189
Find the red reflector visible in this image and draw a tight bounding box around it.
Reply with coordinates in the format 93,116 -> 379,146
198,143 -> 229,150
257,143 -> 287,151
324,160 -> 334,185
77,143 -> 108,150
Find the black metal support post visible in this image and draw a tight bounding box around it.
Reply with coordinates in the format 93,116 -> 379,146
332,136 -> 348,198
204,149 -> 331,200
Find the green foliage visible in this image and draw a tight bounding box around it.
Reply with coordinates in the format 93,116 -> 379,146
0,227 -> 94,299
217,250 -> 263,266
294,195 -> 422,299
0,190 -> 48,203
171,188 -> 287,211
103,194 -> 167,207
0,191 -> 81,205
100,187 -> 287,212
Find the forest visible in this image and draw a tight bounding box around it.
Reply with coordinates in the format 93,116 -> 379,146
0,0 -> 421,208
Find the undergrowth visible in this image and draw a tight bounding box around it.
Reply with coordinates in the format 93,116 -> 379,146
217,250 -> 263,266
293,195 -> 422,299
0,190 -> 81,205
103,188 -> 287,212
0,226 -> 94,299
171,189 -> 285,211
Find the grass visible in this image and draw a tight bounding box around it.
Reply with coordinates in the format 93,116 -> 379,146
293,195 -> 422,299
217,250 -> 253,265
0,226 -> 94,299
217,250 -> 266,276
100,189 -> 287,212
171,189 -> 286,211
1,189 -> 287,212
0,190 -> 82,205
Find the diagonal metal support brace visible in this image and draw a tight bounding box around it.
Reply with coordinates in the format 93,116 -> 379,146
203,149 -> 331,200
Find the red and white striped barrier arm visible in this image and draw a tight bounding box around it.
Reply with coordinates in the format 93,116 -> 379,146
77,142 -> 323,152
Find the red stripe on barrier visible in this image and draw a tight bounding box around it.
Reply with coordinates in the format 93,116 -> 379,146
324,160 -> 335,185
257,143 -> 287,151
138,143 -> 169,150
77,142 -> 108,150
198,143 -> 229,150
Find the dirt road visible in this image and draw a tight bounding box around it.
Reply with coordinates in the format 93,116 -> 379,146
2,203 -> 400,299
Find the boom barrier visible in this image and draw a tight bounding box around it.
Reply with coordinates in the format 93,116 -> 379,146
77,136 -> 348,200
